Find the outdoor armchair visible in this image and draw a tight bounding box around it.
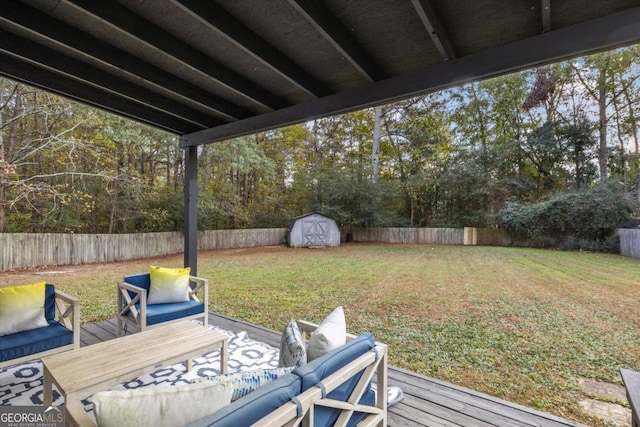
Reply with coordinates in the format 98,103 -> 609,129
116,271 -> 209,337
0,283 -> 80,368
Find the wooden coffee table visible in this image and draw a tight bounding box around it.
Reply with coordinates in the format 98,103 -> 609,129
41,321 -> 228,409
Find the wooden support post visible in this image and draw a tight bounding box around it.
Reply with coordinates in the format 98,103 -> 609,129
184,144 -> 198,275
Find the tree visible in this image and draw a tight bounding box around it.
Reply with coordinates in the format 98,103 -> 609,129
2,46 -> 638,240
198,136 -> 277,229
571,48 -> 640,188
558,118 -> 597,190
0,80 -> 115,232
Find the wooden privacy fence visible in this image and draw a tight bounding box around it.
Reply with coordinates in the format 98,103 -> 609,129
619,228 -> 640,258
198,228 -> 286,250
351,227 -> 464,245
466,227 -> 640,258
3,226 -> 638,270
463,227 -> 533,247
0,229 -> 287,270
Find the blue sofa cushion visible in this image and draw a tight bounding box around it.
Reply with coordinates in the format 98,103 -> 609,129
44,284 -> 56,322
293,332 -> 375,392
188,373 -> 302,427
0,322 -> 73,362
125,301 -> 204,326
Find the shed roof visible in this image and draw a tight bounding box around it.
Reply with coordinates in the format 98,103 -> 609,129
2,0 -> 639,146
287,212 -> 337,231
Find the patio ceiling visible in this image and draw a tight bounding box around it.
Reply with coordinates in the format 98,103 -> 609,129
1,0 -> 640,148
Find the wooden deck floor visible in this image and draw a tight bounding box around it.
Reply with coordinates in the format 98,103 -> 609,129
81,313 -> 587,427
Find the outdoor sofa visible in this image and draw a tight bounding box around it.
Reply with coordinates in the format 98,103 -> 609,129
190,320 -> 388,427
67,320 -> 388,427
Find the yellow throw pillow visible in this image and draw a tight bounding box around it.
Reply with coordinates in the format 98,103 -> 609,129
0,282 -> 49,336
147,266 -> 191,304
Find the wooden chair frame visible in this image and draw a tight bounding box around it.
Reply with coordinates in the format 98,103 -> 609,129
116,276 -> 209,337
0,289 -> 80,369
253,320 -> 388,427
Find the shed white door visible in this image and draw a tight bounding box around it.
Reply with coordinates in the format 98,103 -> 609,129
303,219 -> 327,246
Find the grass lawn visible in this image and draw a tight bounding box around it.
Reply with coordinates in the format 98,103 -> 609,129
2,243 -> 639,426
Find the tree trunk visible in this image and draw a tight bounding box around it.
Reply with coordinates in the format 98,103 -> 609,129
0,93 -> 4,232
201,145 -> 210,188
622,83 -> 640,202
598,80 -> 608,186
0,176 -> 5,233
371,106 -> 381,185
0,84 -> 24,232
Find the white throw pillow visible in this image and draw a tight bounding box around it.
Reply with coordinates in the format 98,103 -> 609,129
90,380 -> 235,427
307,306 -> 346,361
0,282 -> 49,336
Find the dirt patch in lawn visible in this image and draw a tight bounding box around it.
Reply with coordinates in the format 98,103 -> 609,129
0,246 -> 281,286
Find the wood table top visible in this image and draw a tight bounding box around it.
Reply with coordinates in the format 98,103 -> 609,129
42,321 -> 227,397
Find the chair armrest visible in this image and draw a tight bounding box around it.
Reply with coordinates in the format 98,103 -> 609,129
117,282 -> 146,303
188,276 -> 209,304
54,289 -> 78,305
118,281 -> 146,296
54,289 -> 80,349
117,281 -> 146,321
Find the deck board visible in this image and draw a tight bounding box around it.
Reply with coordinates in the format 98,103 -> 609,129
78,313 -> 587,427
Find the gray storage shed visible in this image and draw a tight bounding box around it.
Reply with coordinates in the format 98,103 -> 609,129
288,213 -> 340,248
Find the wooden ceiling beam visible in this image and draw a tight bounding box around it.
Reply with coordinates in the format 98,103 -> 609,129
64,0 -> 288,111
411,0 -> 456,61
0,1 -> 249,122
172,0 -> 332,98
287,0 -> 386,82
0,30 -> 221,129
181,7 -> 640,146
0,53 -> 198,134
542,0 -> 551,33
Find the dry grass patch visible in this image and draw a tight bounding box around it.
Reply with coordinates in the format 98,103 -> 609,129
1,243 -> 638,426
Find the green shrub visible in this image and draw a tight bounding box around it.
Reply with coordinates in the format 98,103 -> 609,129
496,189 -> 637,252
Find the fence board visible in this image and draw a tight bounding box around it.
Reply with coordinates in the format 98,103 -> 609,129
1,229 -> 287,270
351,227 -> 463,245
619,228 -> 640,258
4,226 -> 636,270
